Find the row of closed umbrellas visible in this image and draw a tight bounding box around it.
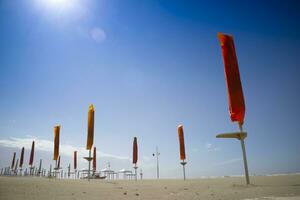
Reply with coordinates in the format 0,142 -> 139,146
3,33 -> 250,183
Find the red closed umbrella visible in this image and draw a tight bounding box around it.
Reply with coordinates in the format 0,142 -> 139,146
29,141 -> 35,166
11,152 -> 16,169
218,33 -> 245,125
132,137 -> 138,165
132,137 -> 138,181
19,147 -> 25,168
74,151 -> 77,170
177,125 -> 186,161
217,33 -> 250,185
177,124 -> 187,180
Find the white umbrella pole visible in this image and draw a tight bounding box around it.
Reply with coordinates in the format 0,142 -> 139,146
239,123 -> 250,184
156,146 -> 160,179
180,160 -> 187,180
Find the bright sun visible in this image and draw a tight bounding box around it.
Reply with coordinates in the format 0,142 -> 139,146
44,0 -> 73,9
33,0 -> 77,13
44,0 -> 72,7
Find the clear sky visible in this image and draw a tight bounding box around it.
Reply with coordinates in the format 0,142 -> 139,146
0,0 -> 300,179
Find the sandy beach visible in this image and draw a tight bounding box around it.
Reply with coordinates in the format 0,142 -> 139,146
0,175 -> 300,200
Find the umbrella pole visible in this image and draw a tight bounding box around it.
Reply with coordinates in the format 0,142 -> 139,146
55,160 -> 57,179
239,123 -> 250,185
180,161 -> 187,180
88,149 -> 91,181
156,146 -> 160,179
133,164 -> 138,181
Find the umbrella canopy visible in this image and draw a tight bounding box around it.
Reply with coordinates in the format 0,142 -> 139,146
132,137 -> 138,164
74,151 -> 77,170
86,104 -> 94,150
218,33 -> 245,124
53,125 -> 60,161
93,147 -> 96,171
29,141 -> 35,166
178,125 -> 186,161
19,147 -> 25,168
11,152 -> 16,169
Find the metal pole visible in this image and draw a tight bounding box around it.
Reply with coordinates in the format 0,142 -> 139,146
133,164 -> 138,181
180,161 -> 187,180
183,164 -> 186,180
55,160 -> 57,178
88,149 -> 91,181
239,123 -> 250,184
156,146 -> 160,179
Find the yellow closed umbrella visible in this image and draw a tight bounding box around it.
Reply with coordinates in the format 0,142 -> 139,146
86,104 -> 94,150
53,125 -> 60,161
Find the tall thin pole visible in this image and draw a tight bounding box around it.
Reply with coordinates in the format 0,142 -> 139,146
88,149 -> 91,181
239,123 -> 250,184
55,160 -> 57,178
181,161 -> 186,180
38,159 -> 42,176
156,146 -> 160,179
49,164 -> 52,177
134,164 -> 138,181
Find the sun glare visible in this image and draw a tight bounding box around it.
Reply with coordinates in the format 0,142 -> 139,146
45,0 -> 72,9
33,0 -> 83,18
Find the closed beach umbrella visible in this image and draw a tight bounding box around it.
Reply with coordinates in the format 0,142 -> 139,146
93,147 -> 96,171
29,141 -> 35,166
132,137 -> 138,164
86,104 -> 94,150
178,125 -> 186,161
53,125 -> 60,161
11,152 -> 16,169
19,147 -> 25,168
217,33 -> 250,185
218,33 -> 245,124
74,151 -> 77,170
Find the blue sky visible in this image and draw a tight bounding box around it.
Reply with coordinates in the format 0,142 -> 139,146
0,0 -> 300,179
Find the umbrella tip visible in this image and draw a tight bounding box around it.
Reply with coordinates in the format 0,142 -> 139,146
178,124 -> 183,128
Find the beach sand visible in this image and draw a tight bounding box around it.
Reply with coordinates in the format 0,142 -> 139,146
0,175 -> 300,200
